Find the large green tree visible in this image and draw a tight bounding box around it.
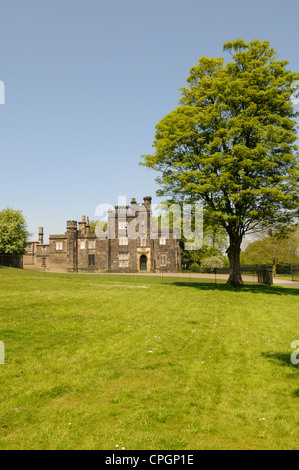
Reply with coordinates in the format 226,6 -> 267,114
141,39 -> 299,285
0,208 -> 28,254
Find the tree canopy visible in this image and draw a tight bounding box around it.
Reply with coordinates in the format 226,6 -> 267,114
141,39 -> 299,285
0,208 -> 28,254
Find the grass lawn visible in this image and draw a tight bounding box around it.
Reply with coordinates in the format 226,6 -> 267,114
0,266 -> 298,450
275,274 -> 299,282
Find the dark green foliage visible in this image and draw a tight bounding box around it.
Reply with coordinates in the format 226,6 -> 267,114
0,208 -> 28,254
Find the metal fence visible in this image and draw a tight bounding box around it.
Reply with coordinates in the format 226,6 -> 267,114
0,255 -> 297,286
215,263 -> 299,284
0,253 -> 23,269
215,264 -> 273,286
275,264 -> 299,281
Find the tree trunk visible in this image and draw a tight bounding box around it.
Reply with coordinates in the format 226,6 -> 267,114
226,234 -> 243,286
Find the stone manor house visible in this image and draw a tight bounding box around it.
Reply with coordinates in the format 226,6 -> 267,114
23,196 -> 181,273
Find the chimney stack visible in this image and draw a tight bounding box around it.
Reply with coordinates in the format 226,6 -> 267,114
78,216 -> 86,234
143,196 -> 152,207
66,221 -> 77,232
86,216 -> 90,234
38,227 -> 44,245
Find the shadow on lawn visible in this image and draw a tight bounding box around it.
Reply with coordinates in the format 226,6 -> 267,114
170,281 -> 299,296
262,351 -> 298,368
262,351 -> 299,397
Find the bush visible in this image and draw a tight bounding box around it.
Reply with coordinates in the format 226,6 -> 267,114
201,256 -> 224,273
189,262 -> 200,272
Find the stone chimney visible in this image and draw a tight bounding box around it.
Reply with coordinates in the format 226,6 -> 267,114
86,216 -> 90,234
143,196 -> 152,208
38,227 -> 44,245
66,221 -> 78,272
131,197 -> 136,205
78,216 -> 86,235
66,220 -> 77,232
143,197 -> 152,237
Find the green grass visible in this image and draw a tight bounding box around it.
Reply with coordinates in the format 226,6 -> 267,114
275,274 -> 298,281
0,266 -> 298,450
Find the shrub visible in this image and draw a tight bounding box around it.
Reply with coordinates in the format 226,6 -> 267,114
201,256 -> 224,273
189,262 -> 200,272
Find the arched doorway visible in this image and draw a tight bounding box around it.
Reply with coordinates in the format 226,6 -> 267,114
140,254 -> 147,272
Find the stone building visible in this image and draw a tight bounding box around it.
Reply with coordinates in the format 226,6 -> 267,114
23,227 -> 49,270
23,196 -> 181,273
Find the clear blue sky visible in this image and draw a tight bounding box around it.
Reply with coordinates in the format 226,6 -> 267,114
0,0 -> 298,242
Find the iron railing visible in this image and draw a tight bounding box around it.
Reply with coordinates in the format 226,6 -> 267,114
0,253 -> 23,269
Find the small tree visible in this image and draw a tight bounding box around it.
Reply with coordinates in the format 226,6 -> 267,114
89,220 -> 107,235
0,208 -> 28,254
189,262 -> 200,272
201,255 -> 224,273
180,220 -> 227,269
141,39 -> 299,285
244,226 -> 299,273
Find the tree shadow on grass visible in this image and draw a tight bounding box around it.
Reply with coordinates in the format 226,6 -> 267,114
262,351 -> 299,398
170,281 -> 299,296
262,351 -> 298,368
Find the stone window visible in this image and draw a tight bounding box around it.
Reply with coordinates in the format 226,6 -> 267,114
80,240 -> 85,249
160,254 -> 167,266
119,253 -> 129,268
41,246 -> 47,253
88,240 -> 95,249
88,254 -> 95,266
119,237 -> 128,246
159,237 -> 167,245
27,244 -> 32,251
140,238 -> 147,247
118,221 -> 127,231
56,241 -> 63,251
